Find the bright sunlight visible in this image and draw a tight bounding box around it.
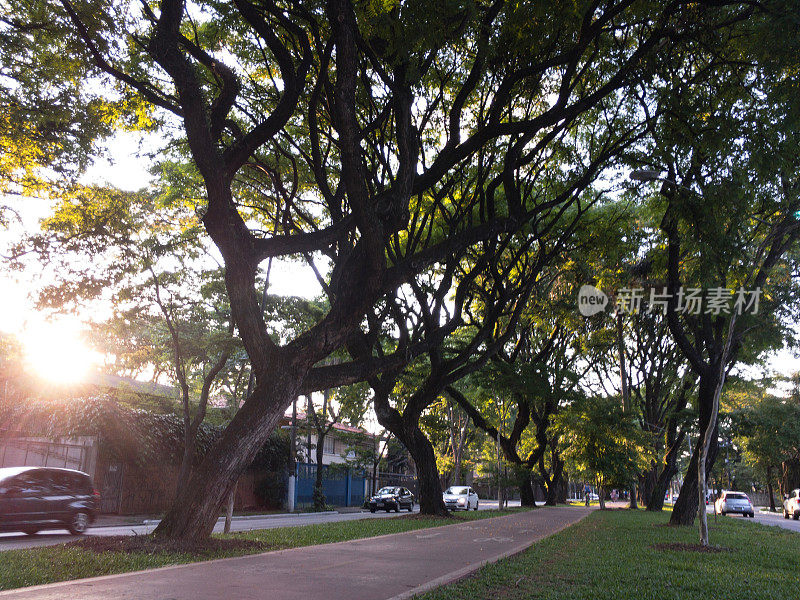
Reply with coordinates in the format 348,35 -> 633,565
24,319 -> 99,384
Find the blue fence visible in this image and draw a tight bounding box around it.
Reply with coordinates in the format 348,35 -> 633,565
294,463 -> 366,508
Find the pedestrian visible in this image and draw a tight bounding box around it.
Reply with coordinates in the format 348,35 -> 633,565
583,483 -> 591,506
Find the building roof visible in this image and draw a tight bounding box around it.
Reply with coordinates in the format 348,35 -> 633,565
280,410 -> 374,437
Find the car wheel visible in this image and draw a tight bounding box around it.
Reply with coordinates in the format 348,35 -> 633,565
720,511 -> 725,516
370,507 -> 376,513
794,512 -> 800,521
67,511 -> 90,535
473,500 -> 478,511
783,508 -> 789,519
407,502 -> 413,513
21,527 -> 40,536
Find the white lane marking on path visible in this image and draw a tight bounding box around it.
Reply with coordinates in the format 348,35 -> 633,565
415,532 -> 442,539
473,537 -> 514,543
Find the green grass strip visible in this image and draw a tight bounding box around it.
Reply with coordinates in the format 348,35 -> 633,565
416,509 -> 800,600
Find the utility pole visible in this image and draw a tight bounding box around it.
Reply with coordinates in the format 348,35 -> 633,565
617,310 -> 638,509
287,396 -> 297,512
306,394 -> 313,464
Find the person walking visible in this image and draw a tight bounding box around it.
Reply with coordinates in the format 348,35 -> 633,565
583,483 -> 592,506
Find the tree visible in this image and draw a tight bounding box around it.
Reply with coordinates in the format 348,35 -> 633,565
555,395 -> 653,509
6,0 -> 770,540
735,395 -> 800,511
621,6 -> 800,544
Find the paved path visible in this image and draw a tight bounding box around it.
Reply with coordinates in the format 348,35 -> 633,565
0,506 -> 590,600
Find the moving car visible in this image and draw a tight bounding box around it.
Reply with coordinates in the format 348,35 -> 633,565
367,486 -> 414,513
783,488 -> 800,520
0,466 -> 100,535
714,491 -> 754,518
443,486 -> 479,511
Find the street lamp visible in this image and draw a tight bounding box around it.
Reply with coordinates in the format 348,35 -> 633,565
629,168 -> 662,182
629,169 -> 694,193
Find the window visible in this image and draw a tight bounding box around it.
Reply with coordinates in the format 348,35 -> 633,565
50,471 -> 74,493
323,436 -> 335,455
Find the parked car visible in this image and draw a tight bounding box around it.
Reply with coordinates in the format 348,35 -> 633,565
714,491 -> 754,518
368,486 -> 414,513
783,488 -> 800,520
443,486 -> 479,511
0,466 -> 100,535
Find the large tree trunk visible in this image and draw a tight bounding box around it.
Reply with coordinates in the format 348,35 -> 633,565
515,466 -> 536,507
766,465 -> 776,512
401,426 -> 447,515
154,367 -> 299,541
670,373 -> 717,525
646,430 -> 686,512
670,426 -> 719,525
670,362 -> 727,528
782,458 -> 800,493
314,432 -> 326,510
639,465 -> 657,509
545,456 -> 564,506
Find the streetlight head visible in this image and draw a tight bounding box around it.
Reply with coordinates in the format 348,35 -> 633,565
629,169 -> 662,182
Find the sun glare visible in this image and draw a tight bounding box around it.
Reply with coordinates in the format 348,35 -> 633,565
24,320 -> 99,385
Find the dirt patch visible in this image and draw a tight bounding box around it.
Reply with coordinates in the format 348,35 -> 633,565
65,535 -> 266,556
652,542 -> 731,553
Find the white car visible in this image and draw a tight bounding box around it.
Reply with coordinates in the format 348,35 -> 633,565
783,488 -> 800,520
443,486 -> 479,511
714,491 -> 754,518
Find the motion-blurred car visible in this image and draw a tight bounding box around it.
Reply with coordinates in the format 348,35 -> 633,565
367,486 -> 414,513
0,466 -> 100,535
783,488 -> 800,520
443,486 -> 479,511
714,491 -> 754,518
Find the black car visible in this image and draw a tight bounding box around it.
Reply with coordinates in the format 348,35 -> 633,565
368,486 -> 414,513
0,466 -> 101,535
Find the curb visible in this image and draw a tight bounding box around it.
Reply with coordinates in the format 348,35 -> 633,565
140,510 -> 338,526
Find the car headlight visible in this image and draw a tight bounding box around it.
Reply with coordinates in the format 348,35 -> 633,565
457,497 -> 466,505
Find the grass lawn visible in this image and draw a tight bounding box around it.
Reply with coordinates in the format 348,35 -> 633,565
417,509 -> 800,600
0,508 -> 527,591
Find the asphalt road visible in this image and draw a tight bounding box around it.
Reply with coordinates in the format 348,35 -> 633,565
704,505 -> 800,533
0,505 -> 588,600
0,499 -> 521,551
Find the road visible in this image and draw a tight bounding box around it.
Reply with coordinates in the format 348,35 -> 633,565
705,505 -> 800,533
0,505 -> 588,600
0,499 -> 521,551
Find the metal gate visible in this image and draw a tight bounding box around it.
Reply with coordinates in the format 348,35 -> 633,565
100,463 -> 124,513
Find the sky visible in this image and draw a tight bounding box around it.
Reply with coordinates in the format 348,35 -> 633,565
0,131 -> 323,383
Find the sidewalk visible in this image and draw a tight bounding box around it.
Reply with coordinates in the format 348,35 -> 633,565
0,506 -> 591,600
